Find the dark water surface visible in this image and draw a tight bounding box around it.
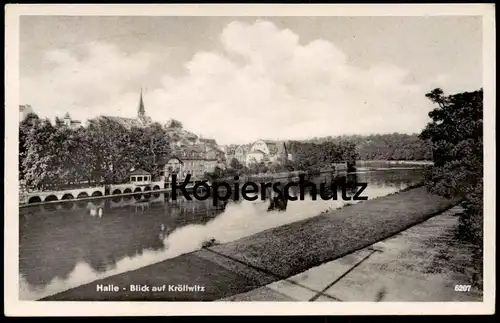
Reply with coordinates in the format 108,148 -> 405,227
19,168 -> 424,300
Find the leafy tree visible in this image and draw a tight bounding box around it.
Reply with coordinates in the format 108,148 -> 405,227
85,118 -> 129,184
229,158 -> 244,170
419,88 -> 483,246
19,113 -> 40,181
22,118 -> 57,190
285,140 -> 357,172
165,119 -> 183,129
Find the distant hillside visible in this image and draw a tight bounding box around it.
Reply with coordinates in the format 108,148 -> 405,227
303,133 -> 433,161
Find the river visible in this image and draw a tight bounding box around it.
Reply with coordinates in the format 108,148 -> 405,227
19,167 -> 425,300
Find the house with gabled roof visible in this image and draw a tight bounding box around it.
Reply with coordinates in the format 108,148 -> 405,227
246,139 -> 291,166
234,145 -> 250,166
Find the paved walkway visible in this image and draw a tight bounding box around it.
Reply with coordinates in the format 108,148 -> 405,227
219,206 -> 483,302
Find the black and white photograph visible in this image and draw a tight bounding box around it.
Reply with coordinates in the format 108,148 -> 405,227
4,3 -> 495,316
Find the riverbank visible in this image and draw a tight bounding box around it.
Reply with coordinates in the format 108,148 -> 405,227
357,160 -> 434,165
220,206 -> 482,301
41,186 -> 459,301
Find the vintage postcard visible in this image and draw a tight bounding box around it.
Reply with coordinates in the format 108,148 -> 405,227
4,3 -> 495,316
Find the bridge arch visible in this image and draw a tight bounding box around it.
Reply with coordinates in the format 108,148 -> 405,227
112,189 -> 122,195
91,191 -> 103,197
153,185 -> 160,190
124,188 -> 132,194
45,195 -> 58,202
28,196 -> 42,204
62,193 -> 74,200
143,186 -> 152,198
77,192 -> 89,199
133,187 -> 142,193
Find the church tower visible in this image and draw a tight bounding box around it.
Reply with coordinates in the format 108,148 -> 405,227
136,88 -> 153,127
138,88 -> 145,118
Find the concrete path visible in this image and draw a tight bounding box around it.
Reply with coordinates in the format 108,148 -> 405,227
220,206 -> 483,302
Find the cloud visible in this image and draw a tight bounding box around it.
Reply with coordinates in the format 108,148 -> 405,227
21,20 -> 440,144
21,42 -> 152,120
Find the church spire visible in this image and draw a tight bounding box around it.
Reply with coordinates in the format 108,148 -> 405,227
138,88 -> 145,118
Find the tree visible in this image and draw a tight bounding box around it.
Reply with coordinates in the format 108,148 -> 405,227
70,127 -> 96,186
130,122 -> 171,179
286,140 -> 358,172
19,113 -> 40,181
165,119 -> 183,129
85,118 -> 129,184
22,118 -> 57,190
229,158 -> 244,170
419,88 -> 483,245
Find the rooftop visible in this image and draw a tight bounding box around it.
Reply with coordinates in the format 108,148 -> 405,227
130,168 -> 151,176
249,149 -> 267,155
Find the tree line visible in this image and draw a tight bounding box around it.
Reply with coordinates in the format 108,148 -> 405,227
303,133 -> 433,161
19,114 -> 171,190
286,140 -> 357,171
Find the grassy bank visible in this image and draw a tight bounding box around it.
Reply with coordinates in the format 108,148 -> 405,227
208,186 -> 459,279
41,186 -> 459,301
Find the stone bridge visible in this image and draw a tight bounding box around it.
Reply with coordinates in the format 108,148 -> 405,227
26,187 -> 106,204
24,181 -> 166,204
109,181 -> 164,195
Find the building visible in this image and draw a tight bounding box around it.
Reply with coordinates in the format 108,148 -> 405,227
159,144 -> 226,184
245,139 -> 290,166
63,113 -> 82,130
159,156 -> 183,182
19,105 -> 34,121
221,144 -> 238,163
245,149 -> 267,166
234,145 -> 249,166
196,137 -> 224,157
179,147 -> 207,181
130,169 -> 152,186
250,140 -> 278,156
205,148 -> 225,171
198,138 -> 217,146
159,148 -> 206,183
98,89 -> 153,129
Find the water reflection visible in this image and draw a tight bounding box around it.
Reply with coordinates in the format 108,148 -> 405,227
19,169 -> 424,300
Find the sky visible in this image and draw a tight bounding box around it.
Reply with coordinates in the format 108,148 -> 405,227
20,16 -> 483,145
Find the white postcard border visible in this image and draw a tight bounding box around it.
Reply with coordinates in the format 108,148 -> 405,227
4,3 -> 496,316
